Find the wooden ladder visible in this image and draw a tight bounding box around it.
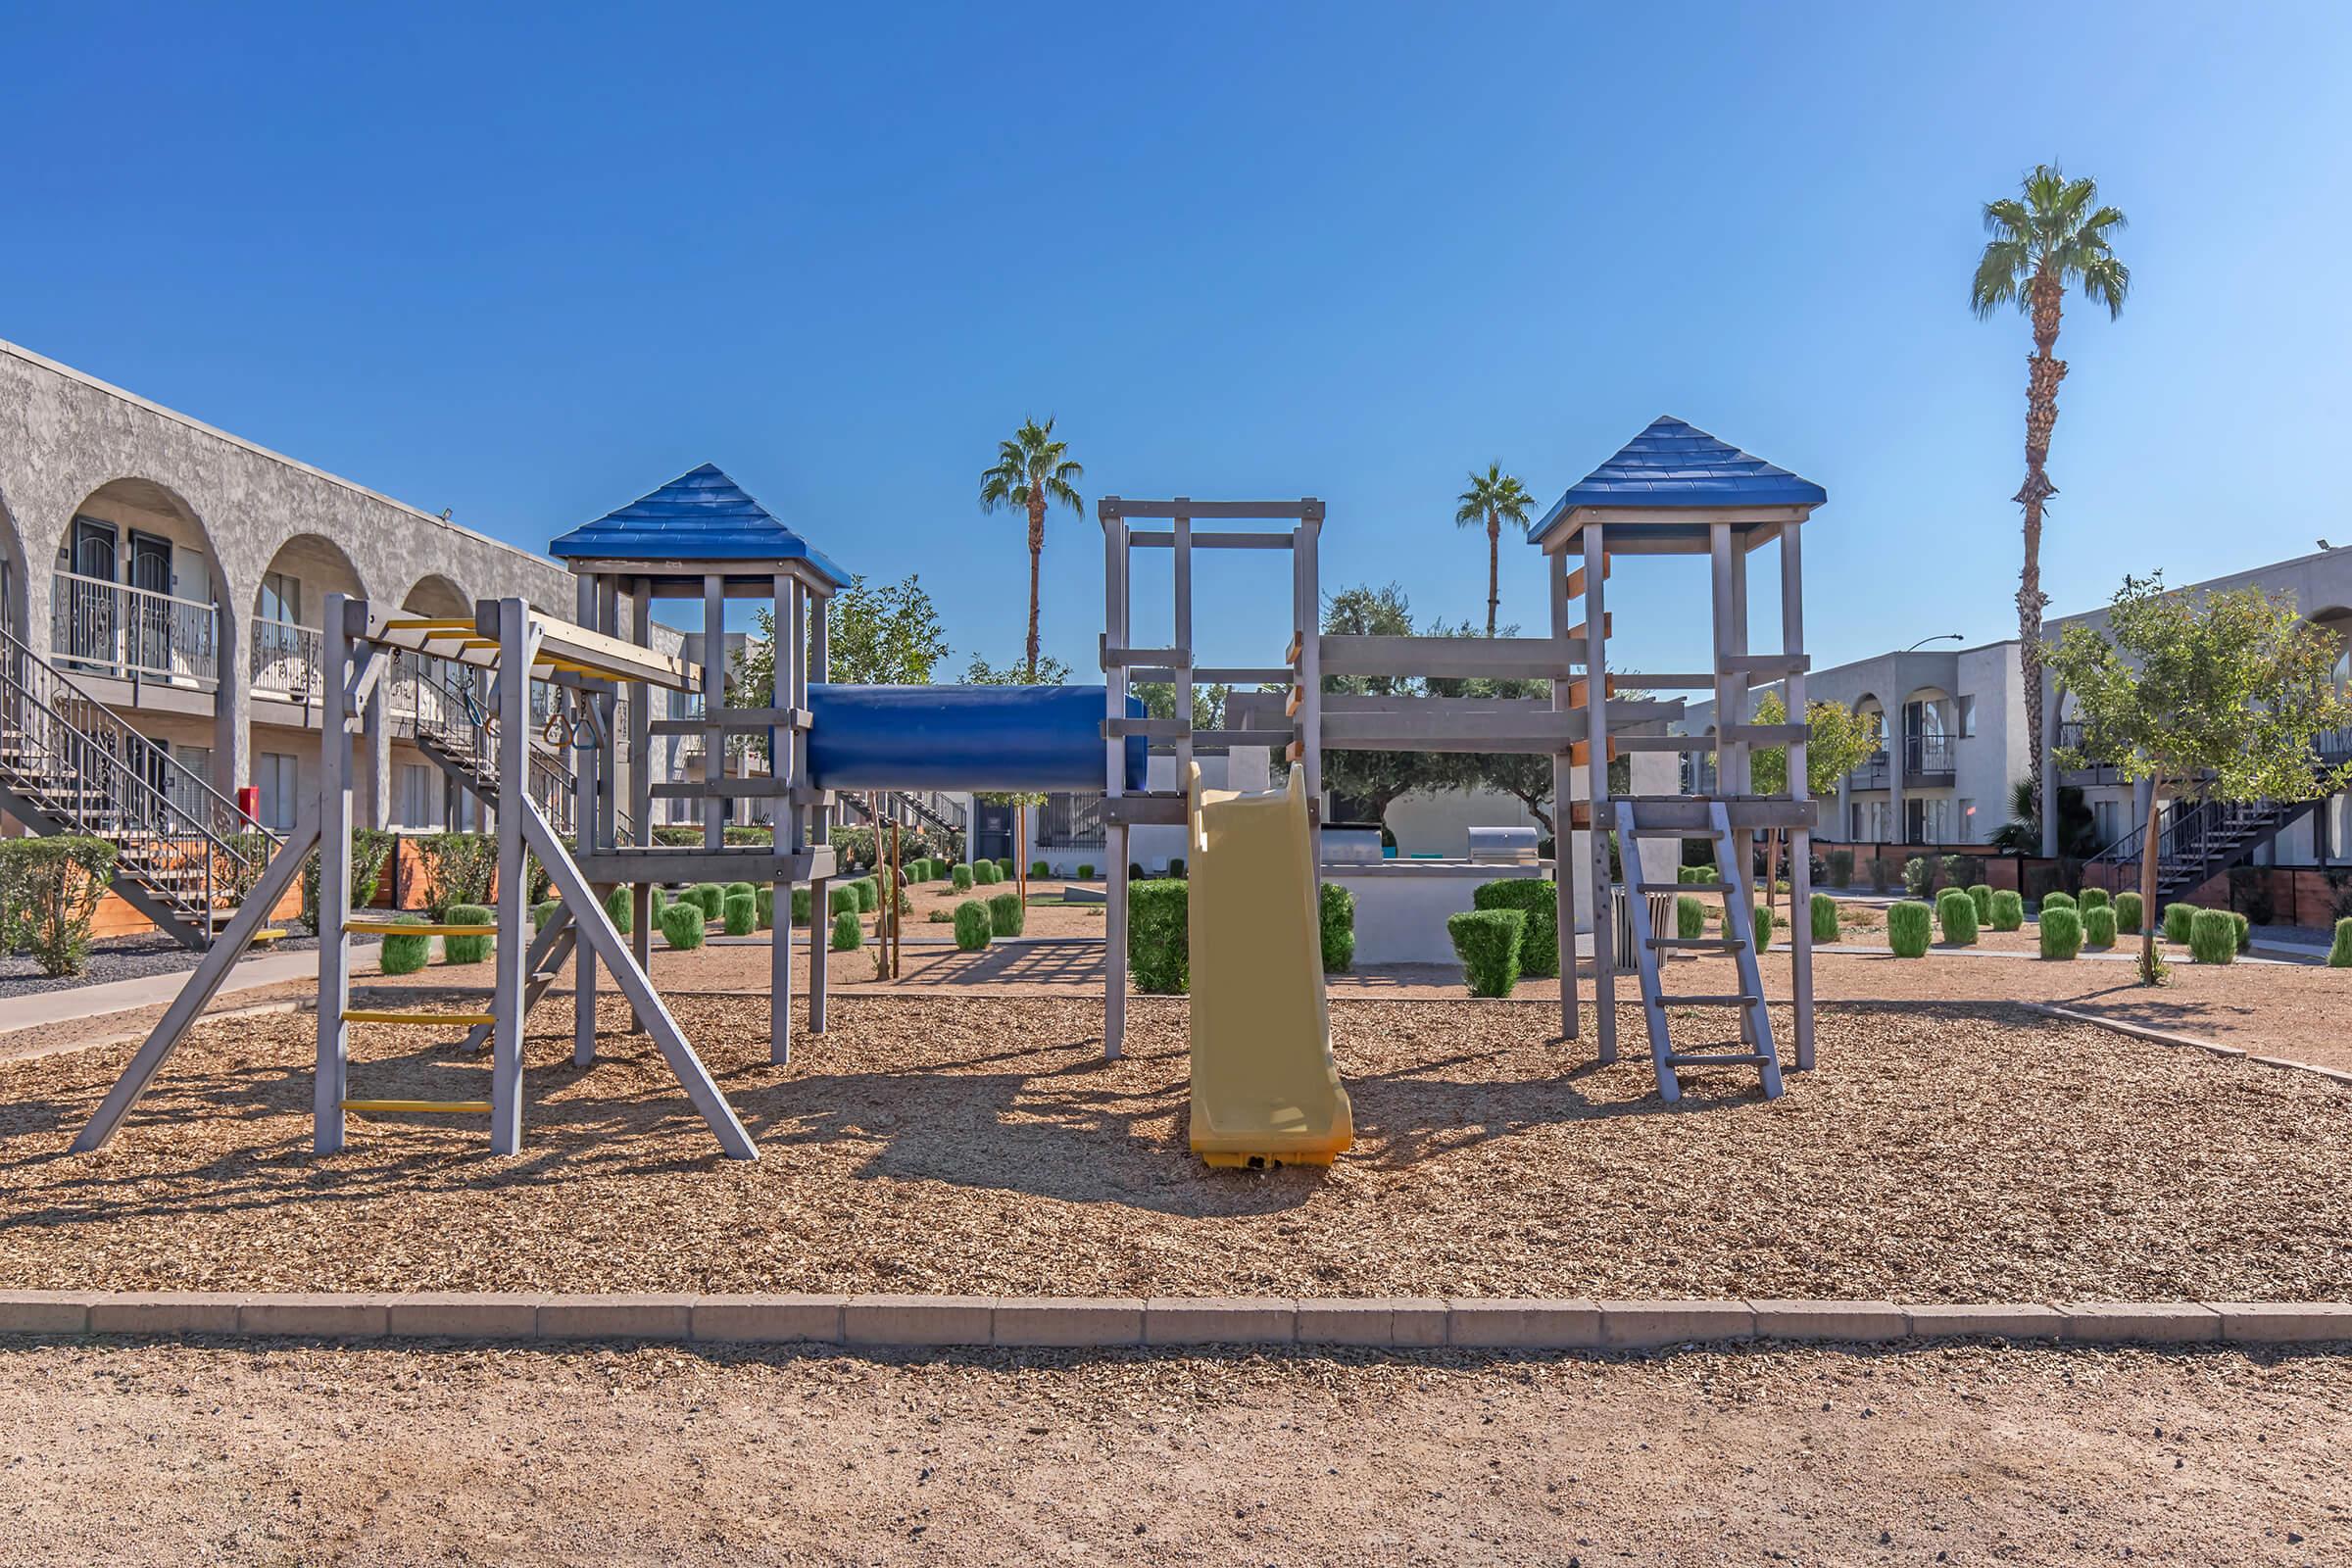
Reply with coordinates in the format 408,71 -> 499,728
1613,797 -> 1783,1102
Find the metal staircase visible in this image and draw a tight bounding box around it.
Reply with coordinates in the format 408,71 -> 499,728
0,624 -> 278,950
391,654 -> 614,840
2084,795 -> 2323,904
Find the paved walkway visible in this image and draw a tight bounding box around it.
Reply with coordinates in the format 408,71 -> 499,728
0,943 -> 378,1036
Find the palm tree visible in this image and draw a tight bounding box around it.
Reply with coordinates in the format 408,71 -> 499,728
1971,165 -> 2130,850
978,417 -> 1084,677
1454,465 -> 1536,637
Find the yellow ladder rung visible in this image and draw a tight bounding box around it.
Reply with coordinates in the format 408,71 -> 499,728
339,1099 -> 493,1115
342,1009 -> 498,1026
380,617 -> 479,632
344,921 -> 499,936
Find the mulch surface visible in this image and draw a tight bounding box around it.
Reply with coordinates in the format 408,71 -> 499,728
2,994 -> 2346,1302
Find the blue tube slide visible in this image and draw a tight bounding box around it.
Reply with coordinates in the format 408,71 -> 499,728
806,684 -> 1148,793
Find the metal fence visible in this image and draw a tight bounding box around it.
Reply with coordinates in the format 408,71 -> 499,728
50,570 -> 220,688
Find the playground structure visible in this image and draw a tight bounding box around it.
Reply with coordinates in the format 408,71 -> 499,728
68,416 -> 1824,1165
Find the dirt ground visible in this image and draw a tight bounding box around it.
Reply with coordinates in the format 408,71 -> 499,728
4,994 -> 2347,1301
0,1338 -> 2345,1567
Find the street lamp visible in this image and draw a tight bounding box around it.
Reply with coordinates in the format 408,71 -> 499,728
1903,633 -> 1964,653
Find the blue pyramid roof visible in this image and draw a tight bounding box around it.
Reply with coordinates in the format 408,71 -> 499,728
1533,416 -> 1825,539
550,464 -> 850,585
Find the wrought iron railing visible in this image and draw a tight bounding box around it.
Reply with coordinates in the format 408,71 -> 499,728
0,622 -> 276,933
2084,797 -> 2282,887
387,654 -> 608,839
50,569 -> 220,688
250,616 -> 324,699
1904,733 -> 1956,777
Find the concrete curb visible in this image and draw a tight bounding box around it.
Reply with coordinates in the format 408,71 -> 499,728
2,1292 -> 2346,1349
2019,1002 -> 2352,1086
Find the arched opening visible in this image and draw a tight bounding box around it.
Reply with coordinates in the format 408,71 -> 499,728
52,476 -> 224,689
0,481 -> 27,651
250,533 -> 368,701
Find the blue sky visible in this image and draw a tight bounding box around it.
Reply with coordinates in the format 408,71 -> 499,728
7,1 -> 2349,677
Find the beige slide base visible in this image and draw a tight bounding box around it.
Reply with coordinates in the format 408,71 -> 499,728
1185,764 -> 1353,1168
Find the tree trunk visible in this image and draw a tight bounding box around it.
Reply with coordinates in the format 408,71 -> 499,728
1486,511 -> 1500,638
1025,498 -> 1045,676
2137,778 -> 2163,984
2017,270 -> 2070,858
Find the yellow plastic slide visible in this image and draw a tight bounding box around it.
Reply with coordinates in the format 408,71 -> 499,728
1184,762 -> 1354,1168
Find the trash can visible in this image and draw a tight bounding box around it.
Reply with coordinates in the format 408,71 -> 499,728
1609,886 -> 1677,973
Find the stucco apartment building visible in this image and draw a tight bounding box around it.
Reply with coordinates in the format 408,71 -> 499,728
0,340 -> 697,934
1685,546 -> 2352,877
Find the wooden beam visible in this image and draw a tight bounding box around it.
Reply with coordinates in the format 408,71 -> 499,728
1318,634 -> 1579,680
1564,556 -> 1611,599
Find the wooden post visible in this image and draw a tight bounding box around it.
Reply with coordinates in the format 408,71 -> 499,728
807,593 -> 831,1035
702,573 -> 725,850
771,570 -> 796,1064
1783,523 -> 1815,1071
1582,526 -> 1615,1064
572,575 -> 600,1067
627,577 -> 653,1031
1102,505 -> 1129,1059
315,592 -> 355,1153
490,597 -> 531,1154
1548,546 -> 1579,1041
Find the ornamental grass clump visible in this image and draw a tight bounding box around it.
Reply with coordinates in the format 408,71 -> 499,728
2163,903 -> 2198,945
1936,887 -> 1979,946
1968,883 -> 1994,925
953,899 -> 992,953
831,908 -> 863,951
1472,877 -> 1557,977
1319,882 -> 1355,973
755,887 -> 774,930
722,893 -> 757,936
2188,907 -> 2236,964
442,904 -> 494,964
853,877 -> 878,912
828,883 -> 858,916
2080,886 -> 2111,910
1676,895 -> 1706,940
1988,890 -> 2024,931
1886,901 -> 1933,958
658,901 -> 706,951
2115,891 -> 2143,933
2040,890 -> 2077,914
376,912 -> 431,976
2082,905 -> 2117,949
1749,903 -> 1775,953
952,863 -> 975,892
690,883 -> 726,920
2039,905 -> 2083,959
2230,910 -> 2251,954
531,899 -> 562,932
2330,917 -> 2352,967
1127,881 -> 1187,991
988,891 -> 1024,938
1446,908 -> 1525,998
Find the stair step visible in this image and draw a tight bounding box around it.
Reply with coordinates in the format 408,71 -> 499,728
340,1099 -> 493,1116
1656,994 -> 1761,1006
343,1009 -> 499,1026
1664,1052 -> 1775,1067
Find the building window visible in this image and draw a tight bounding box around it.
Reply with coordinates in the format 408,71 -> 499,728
398,763 -> 443,830
257,752 -> 298,832
259,571 -> 302,627
2093,798 -> 2121,850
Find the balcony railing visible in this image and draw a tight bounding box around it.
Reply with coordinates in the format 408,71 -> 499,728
1904,733 -> 1955,779
1847,748 -> 1889,789
250,617 -> 324,699
50,570 -> 220,689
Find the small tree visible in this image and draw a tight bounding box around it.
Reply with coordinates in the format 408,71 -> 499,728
2048,573 -> 2352,983
1745,692 -> 1882,916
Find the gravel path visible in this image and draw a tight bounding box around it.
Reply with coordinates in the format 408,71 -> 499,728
5,993 -> 2346,1301
0,1338 -> 2343,1566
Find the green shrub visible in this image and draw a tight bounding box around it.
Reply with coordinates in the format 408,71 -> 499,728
1676,895 -> 1706,939
1936,888 -> 1979,946
2231,910 -> 2251,954
2115,891 -> 2142,933
995,858 -> 1013,878
1446,908 -> 1525,998
605,885 -> 633,935
2080,886 -> 2111,910
443,904 -> 495,964
2163,903 -> 2198,945
1750,903 -> 1775,953
1988,890 -> 2024,931
1825,848 -> 1855,888
2041,890 -> 2078,914
1128,880 -> 1188,992
722,893 -> 757,936
418,831 -> 497,917
1968,883 -> 1993,925
2082,905 -> 2116,949
1810,893 -> 1838,944
0,837 -> 116,978
725,880 -> 755,903
377,912 -> 431,976
830,908 -> 862,951
659,901 -> 706,951
532,899 -> 563,932
297,828 -> 394,935
829,883 -> 858,916
2040,906 -> 2083,959
953,900 -> 993,953
652,885 -> 670,914
2329,917 -> 2352,967
1077,862 -> 1095,879
1901,857 -> 1934,898
853,877 -> 878,913
1472,877 -> 1557,977
1886,901 -> 1933,958
952,863 -> 974,892
1319,882 -> 1355,973
1030,859 -> 1049,878
791,886 -> 812,923
2187,907 -> 2235,963
690,883 -> 725,920
988,891 -> 1025,937
756,887 -> 774,930
1679,863 -> 1718,885
927,907 -> 954,923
